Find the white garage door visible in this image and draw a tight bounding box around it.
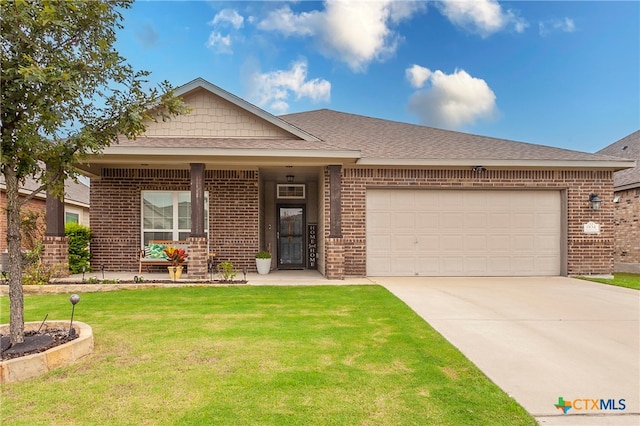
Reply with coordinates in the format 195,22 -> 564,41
366,189 -> 561,276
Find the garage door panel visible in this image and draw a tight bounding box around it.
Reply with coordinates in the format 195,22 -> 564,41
442,213 -> 464,228
416,212 -> 439,230
392,257 -> 415,275
392,235 -> 417,252
512,235 -> 535,251
442,256 -> 466,273
536,212 -> 560,229
489,257 -> 512,273
367,190 -> 561,277
368,256 -> 392,275
392,212 -> 415,229
466,235 -> 487,251
488,213 -> 512,230
465,212 -> 488,228
416,257 -> 440,274
467,257 -> 489,273
441,235 -> 464,251
535,235 -> 560,250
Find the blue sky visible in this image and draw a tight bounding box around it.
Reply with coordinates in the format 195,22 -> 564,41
115,1 -> 639,153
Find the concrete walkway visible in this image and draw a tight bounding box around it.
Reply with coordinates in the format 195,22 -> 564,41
377,277 -> 640,426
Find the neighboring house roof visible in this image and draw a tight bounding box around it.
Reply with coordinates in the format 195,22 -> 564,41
0,176 -> 90,208
596,130 -> 640,191
75,78 -> 634,175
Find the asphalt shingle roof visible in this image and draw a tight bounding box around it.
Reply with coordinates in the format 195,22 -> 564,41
597,130 -> 640,189
280,109 -> 625,163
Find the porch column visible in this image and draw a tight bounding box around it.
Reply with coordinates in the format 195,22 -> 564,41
43,164 -> 68,270
188,163 -> 207,279
190,163 -> 206,238
328,165 -> 342,238
326,165 -> 344,279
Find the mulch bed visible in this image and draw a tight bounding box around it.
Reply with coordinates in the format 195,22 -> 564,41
0,328 -> 78,361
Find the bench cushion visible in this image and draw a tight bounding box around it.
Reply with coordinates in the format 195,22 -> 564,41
144,243 -> 168,259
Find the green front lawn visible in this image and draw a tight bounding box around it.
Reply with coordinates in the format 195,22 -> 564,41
1,286 -> 535,425
580,273 -> 640,290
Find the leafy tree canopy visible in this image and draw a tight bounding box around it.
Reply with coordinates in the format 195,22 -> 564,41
0,0 -> 188,343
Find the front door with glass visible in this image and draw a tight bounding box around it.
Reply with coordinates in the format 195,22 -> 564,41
277,206 -> 305,269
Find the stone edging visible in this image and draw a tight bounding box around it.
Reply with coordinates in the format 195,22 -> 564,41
0,321 -> 94,384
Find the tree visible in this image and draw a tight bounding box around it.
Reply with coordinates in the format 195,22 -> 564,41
1,0 -> 188,344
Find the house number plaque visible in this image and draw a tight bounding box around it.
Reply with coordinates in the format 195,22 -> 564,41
308,224 -> 317,269
583,221 -> 600,234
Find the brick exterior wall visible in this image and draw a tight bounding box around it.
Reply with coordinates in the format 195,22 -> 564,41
90,168 -> 259,273
187,236 -> 208,279
91,166 -> 615,278
325,237 -> 344,279
0,191 -> 46,253
322,167 -> 615,278
41,236 -> 69,270
613,187 -> 640,272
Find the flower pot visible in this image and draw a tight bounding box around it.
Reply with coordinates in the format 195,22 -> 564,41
168,265 -> 183,280
255,258 -> 271,275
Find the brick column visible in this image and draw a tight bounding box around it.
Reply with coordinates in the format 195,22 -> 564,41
42,236 -> 69,271
187,236 -> 208,279
325,237 -> 344,279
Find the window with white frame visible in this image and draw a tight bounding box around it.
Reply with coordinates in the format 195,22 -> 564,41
141,191 -> 209,245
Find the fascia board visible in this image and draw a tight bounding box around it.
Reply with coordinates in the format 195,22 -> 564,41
94,146 -> 361,159
615,182 -> 640,192
356,158 -> 637,171
174,78 -> 321,142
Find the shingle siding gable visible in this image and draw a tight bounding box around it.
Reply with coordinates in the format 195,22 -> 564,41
142,88 -> 296,139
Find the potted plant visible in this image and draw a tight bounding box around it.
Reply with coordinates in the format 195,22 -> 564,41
255,250 -> 272,275
164,246 -> 188,280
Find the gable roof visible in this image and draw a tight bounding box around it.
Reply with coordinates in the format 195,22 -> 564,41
173,78 -> 320,142
597,130 -> 640,190
281,109 -> 634,170
76,78 -> 634,176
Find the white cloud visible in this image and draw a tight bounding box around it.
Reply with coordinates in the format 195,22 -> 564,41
248,59 -> 331,114
206,32 -> 232,54
406,64 -> 432,89
539,17 -> 576,36
210,9 -> 244,29
437,0 -> 528,37
406,66 -> 497,129
257,0 -> 426,72
205,9 -> 245,54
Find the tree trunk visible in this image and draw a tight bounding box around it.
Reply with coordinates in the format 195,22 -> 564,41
4,166 -> 25,344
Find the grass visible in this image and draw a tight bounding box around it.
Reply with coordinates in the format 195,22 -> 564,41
1,285 -> 535,425
579,273 -> 640,290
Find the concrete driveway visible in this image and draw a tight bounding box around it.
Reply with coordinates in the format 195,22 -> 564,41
376,277 -> 639,425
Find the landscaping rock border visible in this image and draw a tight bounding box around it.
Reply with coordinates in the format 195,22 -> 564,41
0,321 -> 93,384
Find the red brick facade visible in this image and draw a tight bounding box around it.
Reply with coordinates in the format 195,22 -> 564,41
90,168 -> 258,273
613,187 -> 640,271
322,167 -> 615,277
0,191 -> 46,252
41,236 -> 69,270
89,166 -> 615,278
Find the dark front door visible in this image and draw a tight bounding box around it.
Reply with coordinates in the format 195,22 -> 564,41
278,206 -> 305,269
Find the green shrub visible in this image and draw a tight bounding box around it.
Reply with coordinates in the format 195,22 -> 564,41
255,250 -> 272,259
65,222 -> 92,274
216,261 -> 237,282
